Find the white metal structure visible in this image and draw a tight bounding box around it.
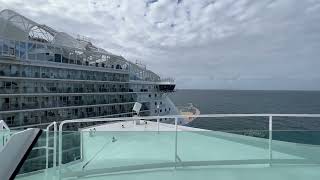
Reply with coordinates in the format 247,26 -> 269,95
0,119 -> 10,131
0,120 -> 10,151
45,122 -> 57,169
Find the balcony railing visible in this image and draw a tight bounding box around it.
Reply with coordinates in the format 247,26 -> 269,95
0,36 -> 129,73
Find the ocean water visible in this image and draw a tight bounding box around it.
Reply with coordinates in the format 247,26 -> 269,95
170,89 -> 320,144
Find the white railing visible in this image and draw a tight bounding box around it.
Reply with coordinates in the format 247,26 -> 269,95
56,114 -> 320,179
45,122 -> 57,169
0,120 -> 10,131
0,120 -> 10,151
26,122 -> 57,171
160,78 -> 175,83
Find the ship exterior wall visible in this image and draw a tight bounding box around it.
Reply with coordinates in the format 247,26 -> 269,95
0,38 -> 160,129
0,35 -> 176,173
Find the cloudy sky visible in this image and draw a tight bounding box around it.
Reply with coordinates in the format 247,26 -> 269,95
1,0 -> 320,90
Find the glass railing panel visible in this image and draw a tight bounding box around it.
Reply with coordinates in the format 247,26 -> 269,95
9,116 -> 320,180
188,117 -> 269,132
59,130 -> 176,178
60,131 -> 81,164
270,116 -> 320,164
18,130 -> 47,174
272,130 -> 320,164
177,117 -> 270,164
84,131 -> 175,167
177,130 -> 270,165
0,130 -> 11,150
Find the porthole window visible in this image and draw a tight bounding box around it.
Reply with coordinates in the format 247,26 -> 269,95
155,102 -> 157,105
149,94 -> 151,98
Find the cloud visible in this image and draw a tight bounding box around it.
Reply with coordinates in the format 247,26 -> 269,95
1,0 -> 320,90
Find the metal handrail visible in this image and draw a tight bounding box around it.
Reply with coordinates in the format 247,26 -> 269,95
0,120 -> 10,151
25,122 -> 57,170
0,120 -> 10,131
45,122 -> 57,169
57,114 -> 320,179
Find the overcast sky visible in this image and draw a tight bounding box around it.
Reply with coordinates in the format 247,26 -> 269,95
1,0 -> 320,90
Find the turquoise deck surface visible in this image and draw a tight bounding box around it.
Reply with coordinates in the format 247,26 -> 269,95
16,131 -> 320,180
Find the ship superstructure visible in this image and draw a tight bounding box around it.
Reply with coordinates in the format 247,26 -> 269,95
0,9 -> 177,130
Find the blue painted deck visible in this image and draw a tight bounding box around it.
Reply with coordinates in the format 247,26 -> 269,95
16,124 -> 320,180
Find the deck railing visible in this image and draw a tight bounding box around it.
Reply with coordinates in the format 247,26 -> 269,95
56,114 -> 320,177
3,114 -> 320,179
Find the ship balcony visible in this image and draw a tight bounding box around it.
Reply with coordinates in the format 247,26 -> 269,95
158,78 -> 176,92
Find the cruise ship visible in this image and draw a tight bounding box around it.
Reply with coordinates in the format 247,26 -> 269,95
1,9 -> 320,180
0,9 -> 178,130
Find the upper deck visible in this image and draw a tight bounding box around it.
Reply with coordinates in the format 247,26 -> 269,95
0,9 -> 164,82
3,114 -> 320,180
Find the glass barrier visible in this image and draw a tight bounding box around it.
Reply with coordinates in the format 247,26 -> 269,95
13,130 -> 320,179
18,130 -> 50,173
272,130 -> 320,164
177,130 -> 270,164
8,117 -> 320,180
0,130 -> 11,150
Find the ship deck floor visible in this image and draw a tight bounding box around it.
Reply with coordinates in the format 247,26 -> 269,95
17,121 -> 320,180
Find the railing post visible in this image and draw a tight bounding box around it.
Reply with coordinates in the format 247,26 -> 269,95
174,117 -> 178,168
45,127 -> 49,169
175,117 -> 178,129
53,122 -> 57,169
58,123 -> 63,180
0,120 -> 10,150
45,122 -> 57,170
269,116 -> 273,166
0,120 -> 10,131
157,118 -> 160,133
0,120 -> 3,130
